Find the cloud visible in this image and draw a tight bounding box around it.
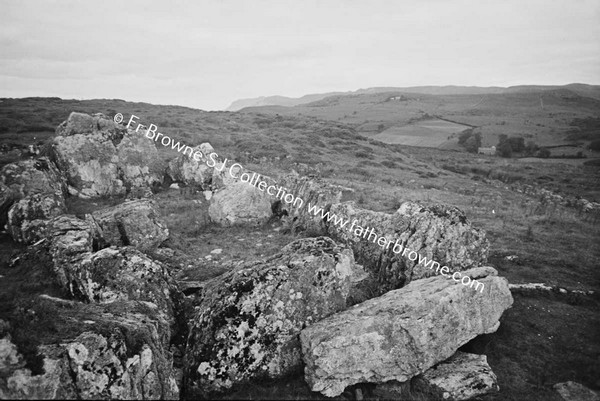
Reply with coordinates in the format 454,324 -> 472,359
1,0 -> 599,110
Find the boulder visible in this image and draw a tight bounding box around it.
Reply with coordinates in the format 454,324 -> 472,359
412,351 -> 499,400
323,201 -> 489,295
211,160 -> 243,189
116,130 -> 164,191
53,246 -> 176,318
278,173 -> 354,231
166,143 -> 216,189
0,298 -> 178,400
6,193 -> 66,243
20,215 -> 175,319
44,215 -> 95,270
0,158 -> 65,228
51,112 -> 162,198
184,237 -> 367,395
0,182 -> 18,231
208,181 -> 272,226
52,113 -> 126,197
300,267 -> 513,397
87,199 -> 169,252
0,158 -> 64,199
554,381 -> 599,401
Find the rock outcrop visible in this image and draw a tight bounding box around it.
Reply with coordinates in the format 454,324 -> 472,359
56,246 -> 177,318
166,143 -> 216,189
0,158 -> 64,199
185,237 -> 367,395
412,351 -> 499,400
51,112 -> 162,198
22,213 -> 176,319
6,193 -> 66,243
278,173 -> 354,231
116,129 -> 164,191
300,266 -> 513,397
0,298 -> 179,400
323,201 -> 489,295
87,199 -> 169,252
208,181 -> 272,226
0,158 -> 66,230
553,381 -> 599,401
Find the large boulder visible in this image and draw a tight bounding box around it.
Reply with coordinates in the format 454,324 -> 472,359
22,215 -> 175,319
6,193 -> 66,243
412,351 -> 500,400
52,112 -> 126,197
0,182 -> 17,230
166,143 -> 216,189
0,158 -> 64,199
300,267 -> 513,397
323,201 -> 489,295
56,247 -> 177,318
208,181 -> 272,226
87,199 -> 169,252
0,298 -> 179,400
51,112 -> 162,198
0,158 -> 65,229
184,237 -> 367,395
278,173 -> 354,231
116,130 -> 164,191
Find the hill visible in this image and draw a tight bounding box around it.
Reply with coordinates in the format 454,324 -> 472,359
0,97 -> 599,400
240,86 -> 600,152
226,83 -> 600,111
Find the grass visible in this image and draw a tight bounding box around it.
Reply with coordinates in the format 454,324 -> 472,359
0,97 -> 599,400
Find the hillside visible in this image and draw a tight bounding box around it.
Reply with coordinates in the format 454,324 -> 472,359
227,83 -> 600,111
240,87 -> 600,153
1,97 -> 599,400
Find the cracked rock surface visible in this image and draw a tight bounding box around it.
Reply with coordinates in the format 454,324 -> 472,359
184,236 -> 367,396
300,266 -> 513,397
324,201 -> 489,295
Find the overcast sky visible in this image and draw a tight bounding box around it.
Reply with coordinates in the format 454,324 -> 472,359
1,0 -> 599,110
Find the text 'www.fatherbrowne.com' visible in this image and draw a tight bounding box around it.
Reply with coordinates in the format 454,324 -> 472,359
118,113 -> 485,293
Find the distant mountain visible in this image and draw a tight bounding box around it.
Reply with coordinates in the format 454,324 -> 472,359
226,93 -> 345,111
226,84 -> 600,111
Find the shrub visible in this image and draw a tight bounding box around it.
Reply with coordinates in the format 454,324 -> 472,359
537,148 -> 551,158
497,141 -> 513,157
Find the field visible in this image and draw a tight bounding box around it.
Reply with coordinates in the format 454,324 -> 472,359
0,97 -> 599,400
372,118 -> 469,147
243,88 -> 600,153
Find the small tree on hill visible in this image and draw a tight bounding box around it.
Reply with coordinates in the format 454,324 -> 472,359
497,141 -> 513,157
525,141 -> 539,156
508,136 -> 525,153
537,148 -> 551,158
464,132 -> 482,153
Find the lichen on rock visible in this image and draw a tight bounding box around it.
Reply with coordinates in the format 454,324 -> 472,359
184,236 -> 367,395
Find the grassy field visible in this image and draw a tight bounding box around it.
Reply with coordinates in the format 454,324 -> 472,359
242,89 -> 600,152
372,118 -> 468,147
0,97 -> 599,400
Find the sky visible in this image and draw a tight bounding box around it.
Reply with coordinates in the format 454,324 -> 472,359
1,0 -> 599,110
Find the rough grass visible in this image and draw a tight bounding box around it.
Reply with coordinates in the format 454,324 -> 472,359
1,97 -> 599,400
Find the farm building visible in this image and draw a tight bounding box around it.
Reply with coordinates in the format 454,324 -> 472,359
478,146 -> 496,155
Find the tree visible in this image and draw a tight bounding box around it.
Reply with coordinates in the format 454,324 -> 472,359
537,148 -> 551,158
508,136 -> 525,153
464,132 -> 482,153
525,141 -> 538,156
497,141 -> 513,157
458,129 -> 474,145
